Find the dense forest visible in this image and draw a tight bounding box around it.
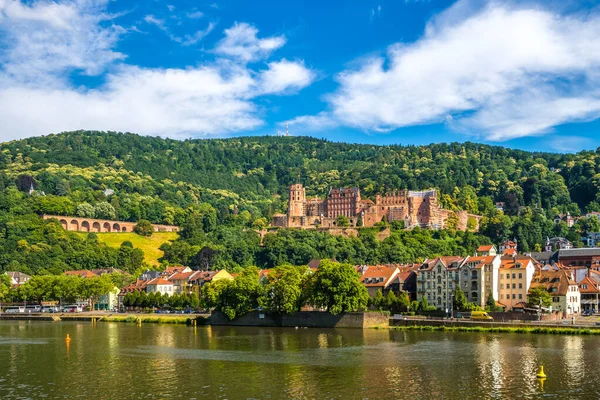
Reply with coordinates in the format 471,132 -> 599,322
0,130 -> 599,275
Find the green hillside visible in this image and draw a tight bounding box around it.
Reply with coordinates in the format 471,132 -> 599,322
75,232 -> 178,267
1,130 -> 599,275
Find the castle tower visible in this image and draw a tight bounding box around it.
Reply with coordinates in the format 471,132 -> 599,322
288,184 -> 306,218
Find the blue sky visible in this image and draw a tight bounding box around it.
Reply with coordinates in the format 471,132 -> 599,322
0,0 -> 600,153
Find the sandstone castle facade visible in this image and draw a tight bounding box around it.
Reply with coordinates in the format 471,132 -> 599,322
272,184 -> 481,231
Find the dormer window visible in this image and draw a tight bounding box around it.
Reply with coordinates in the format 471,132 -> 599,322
582,284 -> 588,290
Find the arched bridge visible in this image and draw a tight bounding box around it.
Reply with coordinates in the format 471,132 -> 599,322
42,215 -> 179,233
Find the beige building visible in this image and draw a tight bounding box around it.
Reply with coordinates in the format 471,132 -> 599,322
146,278 -> 174,296
530,270 -> 580,316
458,255 -> 501,308
498,256 -> 536,310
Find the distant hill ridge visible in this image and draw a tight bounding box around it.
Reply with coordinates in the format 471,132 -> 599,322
1,130 -> 598,214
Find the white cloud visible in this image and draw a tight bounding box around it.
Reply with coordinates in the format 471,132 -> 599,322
215,22 -> 286,62
186,11 -> 204,19
259,59 -> 315,95
0,0 -> 124,85
292,1 -> 600,141
181,22 -> 216,46
0,2 -> 315,141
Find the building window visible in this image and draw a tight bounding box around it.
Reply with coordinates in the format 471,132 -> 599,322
512,294 -> 516,299
519,294 -> 522,299
512,273 -> 516,279
518,273 -> 522,279
500,284 -> 504,289
512,284 -> 516,289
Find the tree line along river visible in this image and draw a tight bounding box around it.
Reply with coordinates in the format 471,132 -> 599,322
0,320 -> 597,399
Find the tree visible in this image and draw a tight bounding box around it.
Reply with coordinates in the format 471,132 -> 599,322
0,274 -> 10,302
76,202 -> 96,218
94,201 -> 116,220
385,291 -> 398,312
202,267 -> 264,320
134,219 -> 154,237
261,265 -> 304,314
485,292 -> 501,312
310,260 -> 369,315
396,291 -> 411,312
453,287 -> 468,311
336,215 -> 350,228
528,287 -> 552,308
372,289 -> 385,310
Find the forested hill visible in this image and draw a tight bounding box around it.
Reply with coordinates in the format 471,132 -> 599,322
2,130 -> 599,212
1,130 -> 600,275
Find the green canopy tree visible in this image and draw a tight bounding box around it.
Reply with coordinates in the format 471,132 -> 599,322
260,265 -> 304,314
528,287 -> 552,308
453,287 -> 468,311
310,260 -> 369,315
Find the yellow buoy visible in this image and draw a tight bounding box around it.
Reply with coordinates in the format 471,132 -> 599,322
536,365 -> 546,378
66,334 -> 71,341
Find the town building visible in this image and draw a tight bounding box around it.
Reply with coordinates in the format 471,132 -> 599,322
476,245 -> 497,256
584,232 -> 600,247
558,248 -> 600,268
554,213 -> 576,227
458,255 -> 501,308
95,286 -> 120,310
530,270 -> 580,316
499,240 -> 518,255
64,270 -> 97,278
5,271 -> 31,286
579,276 -> 600,312
417,257 -> 465,311
272,184 -> 482,231
146,278 -> 174,296
497,256 -> 536,310
357,265 -> 416,298
544,237 -> 573,252
187,270 -> 233,298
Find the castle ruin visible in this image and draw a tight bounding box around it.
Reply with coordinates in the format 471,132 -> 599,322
271,184 -> 481,231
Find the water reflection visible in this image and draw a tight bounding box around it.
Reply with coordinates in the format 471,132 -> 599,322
2,322 -> 600,399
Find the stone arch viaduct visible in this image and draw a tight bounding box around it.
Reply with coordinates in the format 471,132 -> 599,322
42,215 -> 179,233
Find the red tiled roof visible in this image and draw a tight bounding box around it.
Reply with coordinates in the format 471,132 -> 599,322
64,270 -> 96,278
504,248 -> 518,256
360,266 -> 398,287
147,278 -> 173,286
530,269 -> 576,296
477,245 -> 494,252
188,270 -> 218,282
500,256 -> 533,269
579,276 -> 600,294
169,271 -> 194,281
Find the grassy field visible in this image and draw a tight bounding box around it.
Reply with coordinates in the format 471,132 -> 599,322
76,232 -> 178,266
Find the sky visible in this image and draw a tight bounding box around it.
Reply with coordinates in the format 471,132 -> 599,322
1,0 -> 600,153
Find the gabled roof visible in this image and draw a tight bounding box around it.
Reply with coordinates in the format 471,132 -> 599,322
419,256 -> 466,271
503,248 -> 518,256
579,276 -> 600,294
477,245 -> 494,252
530,270 -> 576,296
119,279 -> 148,294
147,278 -> 173,286
499,256 -> 533,270
64,270 -> 96,278
360,266 -> 399,288
168,271 -> 194,281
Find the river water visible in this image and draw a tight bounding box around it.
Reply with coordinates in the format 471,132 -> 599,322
0,321 -> 597,399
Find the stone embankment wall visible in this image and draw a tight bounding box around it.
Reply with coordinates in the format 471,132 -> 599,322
208,311 -> 389,329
